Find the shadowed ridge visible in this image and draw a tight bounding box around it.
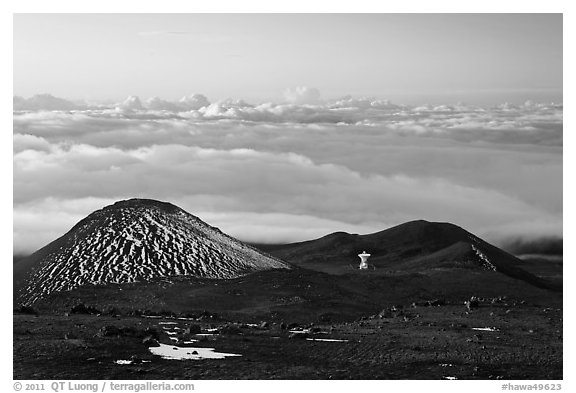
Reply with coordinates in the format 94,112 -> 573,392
258,220 -> 560,291
362,220 -> 473,248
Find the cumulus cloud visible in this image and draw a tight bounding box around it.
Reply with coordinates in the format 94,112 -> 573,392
117,95 -> 144,111
178,94 -> 210,110
12,93 -> 563,255
284,86 -> 321,104
328,95 -> 401,110
145,96 -> 181,112
112,94 -> 211,112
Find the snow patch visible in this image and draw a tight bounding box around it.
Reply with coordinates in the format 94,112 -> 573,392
148,343 -> 241,360
471,327 -> 499,332
306,338 -> 348,342
471,244 -> 497,271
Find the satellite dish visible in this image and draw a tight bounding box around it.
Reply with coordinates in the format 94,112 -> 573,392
358,251 -> 371,269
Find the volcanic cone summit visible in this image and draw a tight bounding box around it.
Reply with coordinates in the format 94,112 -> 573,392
14,199 -> 290,305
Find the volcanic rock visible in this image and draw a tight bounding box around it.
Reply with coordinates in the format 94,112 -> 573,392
14,198 -> 290,305
185,324 -> 202,335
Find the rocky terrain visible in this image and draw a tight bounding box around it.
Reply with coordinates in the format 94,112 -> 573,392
14,290 -> 562,380
14,199 -> 289,305
13,199 -> 562,380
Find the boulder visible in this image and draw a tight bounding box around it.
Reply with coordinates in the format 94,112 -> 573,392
259,321 -> 269,329
465,297 -> 480,311
185,324 -> 202,335
98,324 -> 157,338
426,299 -> 445,307
71,303 -> 101,315
119,326 -> 140,337
143,327 -> 160,340
197,311 -> 220,321
98,325 -> 122,337
219,324 -> 242,335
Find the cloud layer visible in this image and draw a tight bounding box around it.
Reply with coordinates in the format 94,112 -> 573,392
13,92 -> 562,254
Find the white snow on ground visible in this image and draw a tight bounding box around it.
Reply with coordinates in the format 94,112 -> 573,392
470,244 -> 497,271
306,338 -> 349,342
114,359 -> 152,365
148,343 -> 241,360
471,327 -> 499,332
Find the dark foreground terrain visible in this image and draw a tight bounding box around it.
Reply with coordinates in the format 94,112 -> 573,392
14,299 -> 562,380
13,202 -> 563,379
14,263 -> 562,380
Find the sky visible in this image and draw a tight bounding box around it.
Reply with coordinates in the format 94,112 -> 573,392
14,13 -> 562,105
12,13 -> 563,255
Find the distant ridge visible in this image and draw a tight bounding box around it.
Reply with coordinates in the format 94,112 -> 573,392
256,220 -> 559,290
14,199 -> 290,305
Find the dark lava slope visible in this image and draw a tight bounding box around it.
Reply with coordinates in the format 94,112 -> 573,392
256,220 -> 559,290
14,199 -> 290,305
